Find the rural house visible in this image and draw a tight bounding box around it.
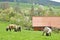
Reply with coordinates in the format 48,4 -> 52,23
32,16 -> 60,31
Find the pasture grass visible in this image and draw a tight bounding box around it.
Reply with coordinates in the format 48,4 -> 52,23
0,21 -> 60,40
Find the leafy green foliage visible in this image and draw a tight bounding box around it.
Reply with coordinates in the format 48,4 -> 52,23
0,3 -> 60,27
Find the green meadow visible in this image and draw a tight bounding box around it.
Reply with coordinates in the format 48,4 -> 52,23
0,21 -> 60,40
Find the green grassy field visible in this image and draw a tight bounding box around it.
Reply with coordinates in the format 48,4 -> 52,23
0,21 -> 60,40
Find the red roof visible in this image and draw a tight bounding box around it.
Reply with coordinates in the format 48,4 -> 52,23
32,17 -> 60,28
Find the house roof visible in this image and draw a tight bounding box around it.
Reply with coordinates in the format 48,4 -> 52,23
32,17 -> 60,28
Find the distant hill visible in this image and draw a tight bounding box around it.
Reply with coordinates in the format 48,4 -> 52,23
0,0 -> 60,6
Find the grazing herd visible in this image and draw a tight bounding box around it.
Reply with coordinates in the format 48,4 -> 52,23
6,24 -> 52,36
6,24 -> 21,32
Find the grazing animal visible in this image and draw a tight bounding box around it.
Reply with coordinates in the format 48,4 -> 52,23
6,24 -> 21,32
42,26 -> 52,36
14,26 -> 21,32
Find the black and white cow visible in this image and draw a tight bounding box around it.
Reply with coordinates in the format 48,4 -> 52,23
6,24 -> 21,32
42,26 -> 52,36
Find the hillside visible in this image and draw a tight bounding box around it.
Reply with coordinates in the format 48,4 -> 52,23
0,0 -> 60,6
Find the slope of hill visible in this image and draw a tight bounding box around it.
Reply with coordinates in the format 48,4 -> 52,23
0,0 -> 60,6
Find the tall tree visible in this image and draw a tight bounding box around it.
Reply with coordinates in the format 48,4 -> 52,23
37,5 -> 45,16
45,6 -> 55,16
14,0 -> 22,13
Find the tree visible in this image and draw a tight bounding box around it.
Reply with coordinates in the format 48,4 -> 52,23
45,7 -> 55,16
37,5 -> 45,16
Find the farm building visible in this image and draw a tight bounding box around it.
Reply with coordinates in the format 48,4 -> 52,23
32,16 -> 60,31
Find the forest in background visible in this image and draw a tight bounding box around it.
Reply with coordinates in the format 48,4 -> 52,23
0,2 -> 60,28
